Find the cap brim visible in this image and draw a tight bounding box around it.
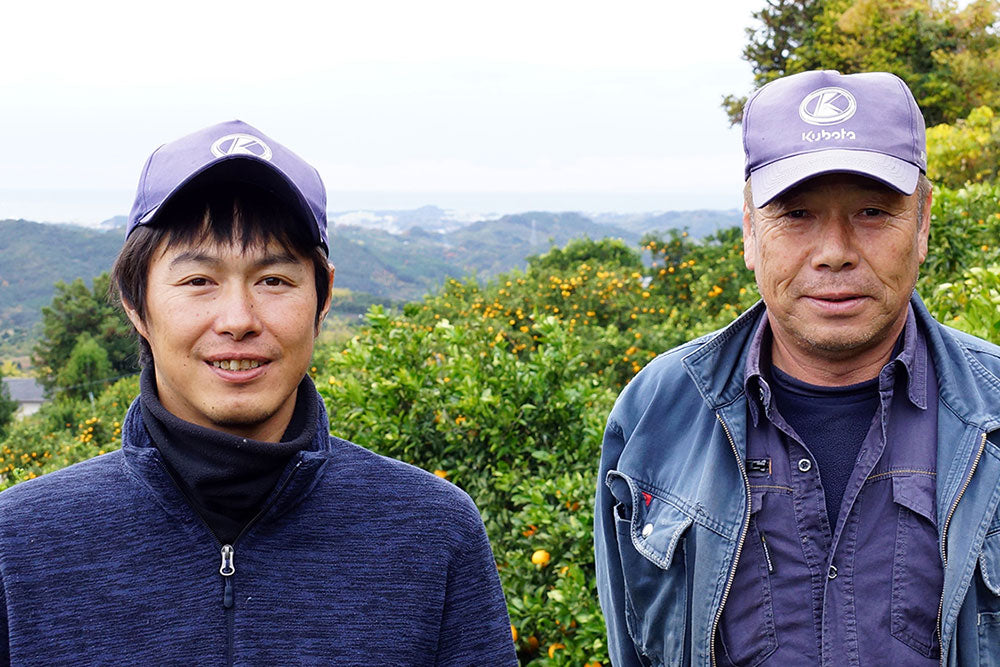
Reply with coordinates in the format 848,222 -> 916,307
750,149 -> 920,208
139,157 -> 326,252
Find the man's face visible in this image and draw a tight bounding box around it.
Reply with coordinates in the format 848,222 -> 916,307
743,173 -> 930,373
127,237 -> 331,442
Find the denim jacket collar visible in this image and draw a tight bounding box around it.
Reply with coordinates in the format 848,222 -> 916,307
682,293 -> 1000,433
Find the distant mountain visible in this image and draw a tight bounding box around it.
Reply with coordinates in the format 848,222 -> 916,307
0,207 -> 742,351
99,215 -> 128,231
591,209 -> 740,237
0,219 -> 124,332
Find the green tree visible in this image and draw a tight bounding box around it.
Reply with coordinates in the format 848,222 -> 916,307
32,273 -> 136,395
526,237 -> 643,274
926,106 -> 1000,186
724,0 -> 1000,126
0,369 -> 17,437
56,333 -> 114,400
722,0 -> 826,124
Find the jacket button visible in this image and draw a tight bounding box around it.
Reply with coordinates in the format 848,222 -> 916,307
828,565 -> 838,580
642,523 -> 653,538
797,458 -> 812,472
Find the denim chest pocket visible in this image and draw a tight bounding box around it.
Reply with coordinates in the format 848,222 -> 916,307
890,474 -> 943,659
610,474 -> 692,667
978,526 -> 1000,667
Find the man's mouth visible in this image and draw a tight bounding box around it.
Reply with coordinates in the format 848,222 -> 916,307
808,291 -> 867,302
210,359 -> 266,371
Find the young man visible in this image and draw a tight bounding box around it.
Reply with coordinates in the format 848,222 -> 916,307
0,121 -> 517,665
595,71 -> 1000,665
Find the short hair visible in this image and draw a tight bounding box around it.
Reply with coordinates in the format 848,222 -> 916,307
743,174 -> 933,227
110,181 -> 331,366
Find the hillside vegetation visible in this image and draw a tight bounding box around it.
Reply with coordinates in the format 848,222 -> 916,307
2,182 -> 997,664
0,210 -> 738,361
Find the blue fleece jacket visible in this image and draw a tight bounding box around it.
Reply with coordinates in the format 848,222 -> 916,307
0,390 -> 517,666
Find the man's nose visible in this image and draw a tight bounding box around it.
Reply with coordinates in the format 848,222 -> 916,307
214,284 -> 261,340
811,217 -> 859,272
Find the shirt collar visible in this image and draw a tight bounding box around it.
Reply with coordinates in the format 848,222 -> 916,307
743,304 -> 928,426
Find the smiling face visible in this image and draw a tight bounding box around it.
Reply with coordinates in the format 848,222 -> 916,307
126,238 -> 332,442
743,173 -> 931,384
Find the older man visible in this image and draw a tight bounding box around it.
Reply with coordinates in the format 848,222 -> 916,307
0,121 -> 517,665
595,71 -> 1000,665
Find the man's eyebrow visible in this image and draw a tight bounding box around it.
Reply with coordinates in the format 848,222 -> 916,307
169,250 -> 220,269
252,251 -> 300,269
168,250 -> 301,270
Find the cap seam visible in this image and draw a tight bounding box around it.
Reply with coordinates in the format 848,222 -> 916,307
138,145 -> 165,217
751,146 -> 920,173
895,75 -> 919,167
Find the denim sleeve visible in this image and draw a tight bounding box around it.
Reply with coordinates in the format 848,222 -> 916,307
594,418 -> 645,667
434,499 -> 518,667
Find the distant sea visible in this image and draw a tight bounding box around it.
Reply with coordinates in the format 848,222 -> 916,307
0,188 -> 739,228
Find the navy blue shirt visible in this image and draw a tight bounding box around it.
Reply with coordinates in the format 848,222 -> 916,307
768,364 -> 879,528
715,306 -> 943,666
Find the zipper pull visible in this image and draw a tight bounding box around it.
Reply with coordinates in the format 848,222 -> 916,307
220,544 -> 235,609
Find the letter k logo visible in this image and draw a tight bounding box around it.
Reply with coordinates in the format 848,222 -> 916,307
799,87 -> 858,126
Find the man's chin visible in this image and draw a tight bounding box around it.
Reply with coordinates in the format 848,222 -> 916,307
205,406 -> 281,435
792,323 -> 892,358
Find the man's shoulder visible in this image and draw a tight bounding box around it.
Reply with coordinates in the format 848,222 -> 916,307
607,327 -> 725,428
0,451 -> 124,522
939,322 -> 1000,361
322,435 -> 483,525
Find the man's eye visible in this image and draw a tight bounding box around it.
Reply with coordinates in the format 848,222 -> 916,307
186,277 -> 209,286
862,207 -> 885,216
786,209 -> 808,218
262,277 -> 286,287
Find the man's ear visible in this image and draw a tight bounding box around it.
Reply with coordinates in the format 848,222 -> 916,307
742,203 -> 757,271
917,189 -> 932,264
121,299 -> 149,339
315,263 -> 335,337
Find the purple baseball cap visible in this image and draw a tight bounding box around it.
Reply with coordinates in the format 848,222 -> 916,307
127,120 -> 329,254
743,70 -> 926,208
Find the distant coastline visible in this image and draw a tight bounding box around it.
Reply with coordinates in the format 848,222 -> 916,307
0,188 -> 742,229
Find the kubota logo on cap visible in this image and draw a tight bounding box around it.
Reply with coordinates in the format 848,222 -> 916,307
211,134 -> 273,161
798,87 -> 857,126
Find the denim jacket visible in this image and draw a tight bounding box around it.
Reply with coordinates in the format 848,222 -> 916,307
595,295 -> 1000,666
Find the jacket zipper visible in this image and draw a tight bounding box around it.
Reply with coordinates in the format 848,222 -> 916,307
710,412 -> 752,667
936,431 -> 987,665
156,457 -> 304,664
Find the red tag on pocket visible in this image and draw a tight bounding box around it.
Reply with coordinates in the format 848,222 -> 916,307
642,491 -> 652,507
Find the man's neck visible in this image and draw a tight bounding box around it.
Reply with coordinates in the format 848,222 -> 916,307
769,326 -> 903,387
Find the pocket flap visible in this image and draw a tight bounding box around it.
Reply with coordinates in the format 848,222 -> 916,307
629,492 -> 693,571
606,470 -> 693,571
980,532 -> 1000,596
892,474 -> 937,526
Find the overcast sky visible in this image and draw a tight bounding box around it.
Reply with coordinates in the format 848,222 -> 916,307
0,0 -> 757,224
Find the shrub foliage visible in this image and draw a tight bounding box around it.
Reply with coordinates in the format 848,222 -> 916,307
2,183 -> 999,665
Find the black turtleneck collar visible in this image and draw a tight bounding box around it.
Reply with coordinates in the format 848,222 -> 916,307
139,365 -> 318,545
